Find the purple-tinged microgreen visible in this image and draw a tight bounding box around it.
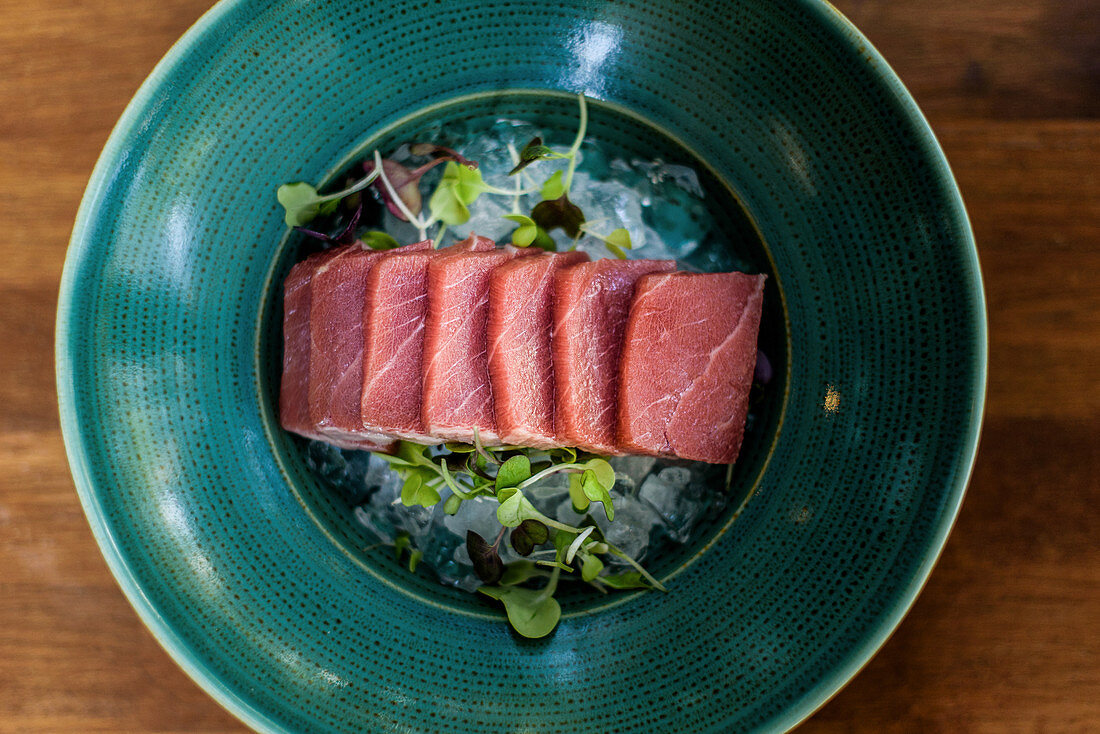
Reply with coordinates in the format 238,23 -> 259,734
364,146 -> 478,224
372,150 -> 431,239
531,194 -> 585,238
509,519 -> 550,556
292,199 -> 364,245
507,136 -> 569,175
467,530 -> 505,585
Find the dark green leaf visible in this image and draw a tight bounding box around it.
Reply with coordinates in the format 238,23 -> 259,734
500,560 -> 541,586
509,519 -> 550,556
599,571 -> 652,589
478,586 -> 562,638
531,194 -> 585,238
508,137 -> 555,175
467,531 -> 504,585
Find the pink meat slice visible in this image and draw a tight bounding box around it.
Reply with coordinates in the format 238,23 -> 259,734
422,243 -> 536,444
487,250 -> 590,448
308,241 -> 429,448
280,248 -> 394,452
361,235 -> 495,444
552,259 -> 676,455
617,271 -> 765,464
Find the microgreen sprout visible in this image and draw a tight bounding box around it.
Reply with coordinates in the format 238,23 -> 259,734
276,167 -> 381,226
376,438 -> 660,637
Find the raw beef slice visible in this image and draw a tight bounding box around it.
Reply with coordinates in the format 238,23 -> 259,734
308,242 -> 427,447
281,247 -> 393,451
487,250 -> 589,448
552,259 -> 676,454
617,271 -> 765,464
361,235 -> 494,443
422,244 -> 535,443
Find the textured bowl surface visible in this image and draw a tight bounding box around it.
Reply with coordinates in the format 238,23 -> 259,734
57,0 -> 985,732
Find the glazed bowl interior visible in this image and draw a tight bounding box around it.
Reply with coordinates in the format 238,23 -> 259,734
58,1 -> 984,732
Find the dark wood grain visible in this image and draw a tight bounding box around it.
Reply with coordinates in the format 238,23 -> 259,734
1,0 -> 1096,731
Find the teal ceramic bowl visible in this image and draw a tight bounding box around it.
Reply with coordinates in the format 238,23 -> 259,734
57,0 -> 985,731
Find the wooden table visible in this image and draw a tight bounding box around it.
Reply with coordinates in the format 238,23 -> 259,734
2,1 -> 1096,731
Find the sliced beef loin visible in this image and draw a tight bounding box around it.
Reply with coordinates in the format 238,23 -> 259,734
487,250 -> 589,448
618,271 -> 765,464
552,258 -> 676,454
361,235 -> 494,443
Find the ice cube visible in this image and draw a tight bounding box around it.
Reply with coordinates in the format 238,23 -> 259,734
592,493 -> 663,561
638,468 -> 707,543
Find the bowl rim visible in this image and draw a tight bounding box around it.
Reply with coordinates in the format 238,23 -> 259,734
55,1 -> 987,731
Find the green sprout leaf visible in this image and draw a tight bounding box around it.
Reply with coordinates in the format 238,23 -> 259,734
541,170 -> 565,200
496,488 -> 541,527
496,455 -> 532,491
467,531 -> 504,585
478,585 -> 562,638
502,214 -> 539,248
400,472 -> 441,508
568,472 -> 590,513
510,519 -> 550,556
277,183 -> 326,227
581,553 -> 604,582
500,560 -> 542,586
605,227 -> 633,259
427,161 -> 493,225
407,549 -> 423,573
581,471 -> 614,521
531,194 -> 585,239
276,167 -> 380,227
394,533 -> 411,561
361,230 -> 401,250
584,459 -> 616,490
443,493 -> 463,515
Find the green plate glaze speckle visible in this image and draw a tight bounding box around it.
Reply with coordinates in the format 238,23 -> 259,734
57,1 -> 986,732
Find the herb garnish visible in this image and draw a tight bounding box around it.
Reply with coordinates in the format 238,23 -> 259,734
376,438 -> 665,637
